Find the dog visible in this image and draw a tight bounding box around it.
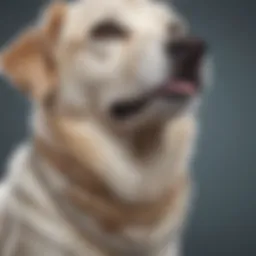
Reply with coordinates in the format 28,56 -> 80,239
0,0 -> 208,255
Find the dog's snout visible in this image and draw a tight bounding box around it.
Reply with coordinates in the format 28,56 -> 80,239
166,37 -> 207,61
166,37 -> 207,82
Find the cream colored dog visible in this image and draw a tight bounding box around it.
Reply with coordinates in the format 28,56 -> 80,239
0,0 -> 207,255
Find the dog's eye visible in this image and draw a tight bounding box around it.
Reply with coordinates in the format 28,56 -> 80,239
91,20 -> 128,40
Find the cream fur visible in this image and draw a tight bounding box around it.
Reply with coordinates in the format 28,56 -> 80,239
0,0 -> 207,255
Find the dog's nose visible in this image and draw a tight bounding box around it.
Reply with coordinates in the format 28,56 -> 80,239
166,37 -> 207,61
166,37 -> 207,82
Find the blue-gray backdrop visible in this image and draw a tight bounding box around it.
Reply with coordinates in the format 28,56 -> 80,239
0,0 -> 255,255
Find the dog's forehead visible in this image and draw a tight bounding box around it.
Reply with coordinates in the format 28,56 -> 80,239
61,0 -> 177,41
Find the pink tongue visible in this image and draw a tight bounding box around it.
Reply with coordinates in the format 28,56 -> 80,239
166,80 -> 196,95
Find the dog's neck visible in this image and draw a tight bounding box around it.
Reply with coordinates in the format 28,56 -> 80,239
129,123 -> 164,159
32,105 -> 195,201
30,106 -> 194,253
34,136 -> 187,226
31,135 -> 189,254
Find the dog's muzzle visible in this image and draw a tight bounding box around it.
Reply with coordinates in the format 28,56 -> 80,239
111,36 -> 207,120
161,36 -> 207,98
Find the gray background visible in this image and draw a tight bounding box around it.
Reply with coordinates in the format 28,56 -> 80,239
0,0 -> 255,255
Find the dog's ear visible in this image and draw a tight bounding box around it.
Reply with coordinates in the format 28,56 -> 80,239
0,2 -> 67,101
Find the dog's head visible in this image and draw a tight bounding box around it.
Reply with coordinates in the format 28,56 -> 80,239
0,0 -> 207,132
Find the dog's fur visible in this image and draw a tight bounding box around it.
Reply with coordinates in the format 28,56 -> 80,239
0,0 -> 207,255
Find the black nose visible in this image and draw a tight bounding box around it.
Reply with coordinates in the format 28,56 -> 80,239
166,37 -> 207,60
166,37 -> 207,81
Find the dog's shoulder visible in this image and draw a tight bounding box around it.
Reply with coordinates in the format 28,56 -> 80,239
8,142 -> 31,172
0,143 -> 30,255
0,142 -> 31,200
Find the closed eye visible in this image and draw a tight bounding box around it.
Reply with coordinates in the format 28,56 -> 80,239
90,20 -> 129,40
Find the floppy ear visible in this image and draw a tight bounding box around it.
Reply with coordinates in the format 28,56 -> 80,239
0,1 -> 67,101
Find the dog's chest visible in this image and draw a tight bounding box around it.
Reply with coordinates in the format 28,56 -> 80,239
62,181 -> 189,256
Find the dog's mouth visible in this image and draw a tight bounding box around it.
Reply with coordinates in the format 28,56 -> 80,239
111,37 -> 207,120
